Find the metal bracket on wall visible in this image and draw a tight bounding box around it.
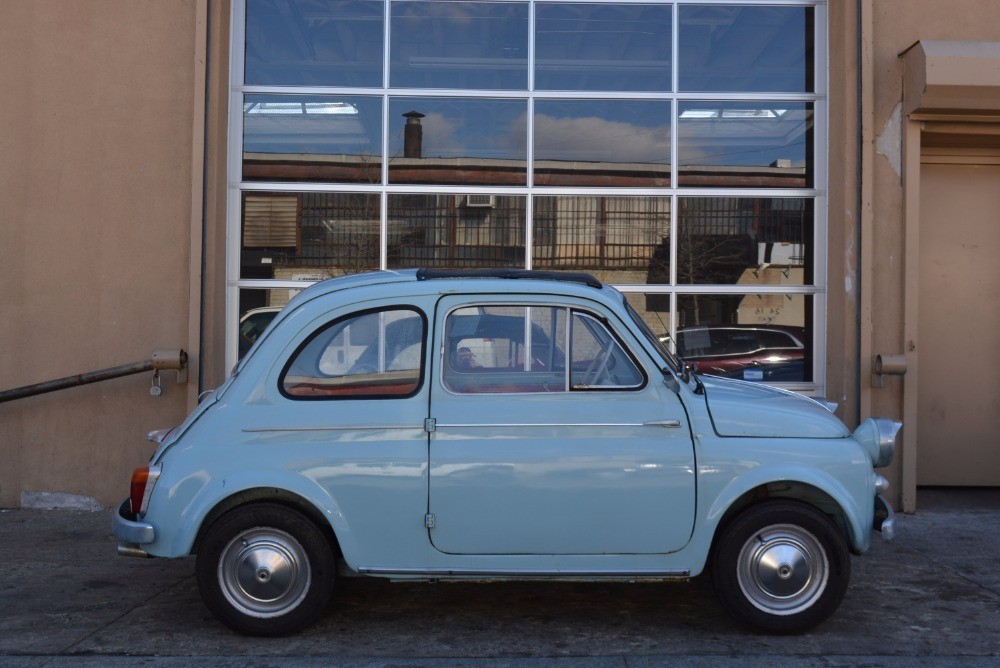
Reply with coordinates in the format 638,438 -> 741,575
873,353 -> 908,389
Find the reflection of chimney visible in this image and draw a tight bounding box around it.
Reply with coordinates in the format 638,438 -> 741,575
403,110 -> 425,158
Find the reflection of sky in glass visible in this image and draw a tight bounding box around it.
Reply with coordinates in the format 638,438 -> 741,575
678,102 -> 812,184
245,0 -> 384,87
535,3 -> 672,92
388,98 -> 527,160
390,1 -> 529,90
243,95 -> 383,156
534,100 -> 670,164
680,6 -> 813,93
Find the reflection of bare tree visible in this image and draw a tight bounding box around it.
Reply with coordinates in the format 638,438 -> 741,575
675,198 -> 761,325
678,234 -> 756,285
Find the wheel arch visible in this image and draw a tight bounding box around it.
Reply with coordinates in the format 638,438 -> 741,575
706,478 -> 865,560
191,487 -> 342,559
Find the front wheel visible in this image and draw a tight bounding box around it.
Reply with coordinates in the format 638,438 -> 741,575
196,503 -> 336,636
711,501 -> 850,634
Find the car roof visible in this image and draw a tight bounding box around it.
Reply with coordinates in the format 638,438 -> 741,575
233,269 -> 620,377
285,269 -> 608,309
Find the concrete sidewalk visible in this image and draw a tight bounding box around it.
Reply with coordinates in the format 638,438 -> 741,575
1,490 -> 998,666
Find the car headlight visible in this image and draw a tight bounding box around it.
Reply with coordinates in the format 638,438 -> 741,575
853,417 -> 901,468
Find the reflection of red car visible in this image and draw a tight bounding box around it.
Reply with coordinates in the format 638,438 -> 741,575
672,325 -> 806,381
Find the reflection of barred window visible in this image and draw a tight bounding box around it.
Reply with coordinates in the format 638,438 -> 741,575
299,193 -> 379,273
388,195 -> 525,269
534,196 -> 669,270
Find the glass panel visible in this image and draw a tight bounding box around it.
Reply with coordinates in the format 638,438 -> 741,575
570,312 -> 644,389
677,294 -> 812,382
390,1 -> 529,90
238,289 -> 291,359
387,194 -> 526,269
676,197 -> 813,286
443,306 -> 567,393
282,308 -> 424,398
623,292 -> 673,347
532,196 -> 670,285
245,0 -> 384,87
678,101 -> 813,188
535,3 -> 672,92
241,192 -> 379,279
679,5 -> 814,93
533,100 -> 670,186
388,98 -> 527,185
243,96 -> 383,184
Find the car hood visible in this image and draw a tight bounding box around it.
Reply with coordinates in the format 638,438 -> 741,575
699,375 -> 850,438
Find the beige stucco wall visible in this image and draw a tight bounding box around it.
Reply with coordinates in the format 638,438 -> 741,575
3,0 -> 996,510
0,1 -> 210,507
861,0 -> 1000,505
825,1 -> 861,432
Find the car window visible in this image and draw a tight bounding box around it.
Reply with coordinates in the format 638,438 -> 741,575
758,329 -> 801,349
443,305 -> 643,393
281,307 -> 425,399
570,312 -> 645,389
713,329 -> 760,355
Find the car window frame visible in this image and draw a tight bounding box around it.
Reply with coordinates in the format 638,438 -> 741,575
439,302 -> 648,396
278,304 -> 428,401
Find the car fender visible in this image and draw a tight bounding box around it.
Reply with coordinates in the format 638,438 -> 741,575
698,463 -> 870,555
150,466 -> 360,562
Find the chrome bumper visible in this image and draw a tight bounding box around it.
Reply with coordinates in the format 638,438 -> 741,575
112,499 -> 155,557
874,494 -> 897,541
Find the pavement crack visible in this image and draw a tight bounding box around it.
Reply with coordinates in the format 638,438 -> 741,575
52,574 -> 196,657
895,539 -> 1000,600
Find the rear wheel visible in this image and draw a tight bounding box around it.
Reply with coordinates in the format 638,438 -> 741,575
711,501 -> 850,633
196,503 -> 335,636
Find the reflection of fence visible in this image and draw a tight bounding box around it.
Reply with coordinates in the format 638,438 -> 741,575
534,196 -> 669,270
389,195 -> 526,268
680,197 -> 809,243
241,193 -> 809,276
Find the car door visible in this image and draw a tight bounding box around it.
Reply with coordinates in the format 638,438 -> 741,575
427,294 -> 696,556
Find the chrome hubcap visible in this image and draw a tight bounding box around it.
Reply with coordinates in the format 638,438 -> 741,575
737,524 -> 829,616
218,528 -> 311,618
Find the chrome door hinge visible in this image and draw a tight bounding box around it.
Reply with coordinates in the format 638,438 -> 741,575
424,513 -> 436,529
424,417 -> 437,433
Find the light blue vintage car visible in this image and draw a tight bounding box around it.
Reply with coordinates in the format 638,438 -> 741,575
114,269 -> 898,636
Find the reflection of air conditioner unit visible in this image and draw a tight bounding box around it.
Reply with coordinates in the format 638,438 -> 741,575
465,194 -> 495,208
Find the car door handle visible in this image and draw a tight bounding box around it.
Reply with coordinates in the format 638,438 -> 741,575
643,420 -> 682,428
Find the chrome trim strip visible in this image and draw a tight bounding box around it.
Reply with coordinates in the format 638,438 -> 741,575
358,567 -> 690,578
436,422 -> 682,429
247,422 -> 684,432
243,425 -> 422,433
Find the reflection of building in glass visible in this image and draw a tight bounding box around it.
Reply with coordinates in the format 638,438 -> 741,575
388,194 -> 525,269
233,0 -> 823,390
241,165 -> 810,292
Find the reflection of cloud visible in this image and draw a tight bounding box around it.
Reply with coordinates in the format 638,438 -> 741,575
408,111 -> 528,160
534,114 -> 670,164
419,112 -> 467,156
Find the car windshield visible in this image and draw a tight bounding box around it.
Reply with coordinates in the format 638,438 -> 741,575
623,298 -> 681,373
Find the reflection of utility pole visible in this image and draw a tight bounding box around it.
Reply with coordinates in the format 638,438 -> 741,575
403,110 -> 424,158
